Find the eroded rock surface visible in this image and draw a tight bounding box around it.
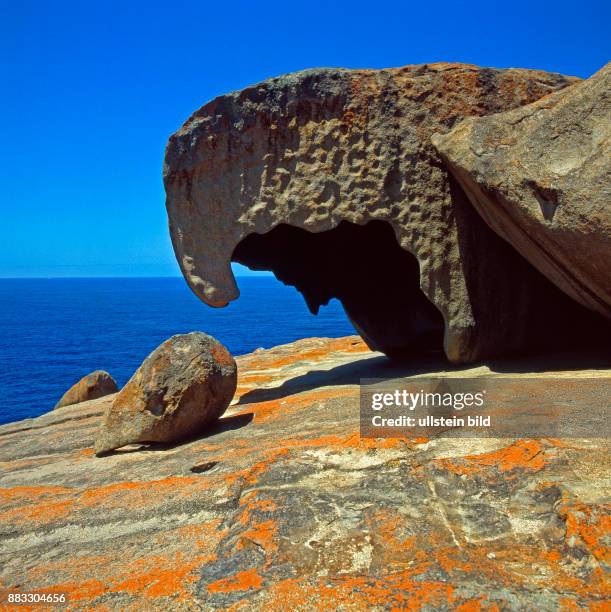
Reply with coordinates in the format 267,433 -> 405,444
54,370 -> 118,410
164,63 -> 588,363
433,62 -> 611,319
1,336 -> 609,609
94,332 -> 237,455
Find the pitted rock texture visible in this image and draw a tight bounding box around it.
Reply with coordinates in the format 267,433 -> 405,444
433,62 -> 611,319
94,332 -> 237,455
1,336 -> 610,609
164,63 -> 583,363
54,370 -> 118,409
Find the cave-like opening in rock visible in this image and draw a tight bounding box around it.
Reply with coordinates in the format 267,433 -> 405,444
232,220 -> 446,359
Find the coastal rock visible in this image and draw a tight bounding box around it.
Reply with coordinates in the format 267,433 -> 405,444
163,63 -> 589,363
433,62 -> 611,318
0,336 -> 609,609
94,332 -> 237,455
54,370 -> 118,409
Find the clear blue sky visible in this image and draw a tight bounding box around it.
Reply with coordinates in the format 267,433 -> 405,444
1,0 -> 608,277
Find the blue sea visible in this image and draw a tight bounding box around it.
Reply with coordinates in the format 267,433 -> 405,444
0,277 -> 356,425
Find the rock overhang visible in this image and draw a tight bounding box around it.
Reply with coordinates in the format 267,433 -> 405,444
164,62 -> 588,362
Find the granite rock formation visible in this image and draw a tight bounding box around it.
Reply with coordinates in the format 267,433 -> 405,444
1,337 -> 609,609
54,370 -> 118,410
94,333 -> 237,455
433,62 -> 611,319
164,63 -> 598,363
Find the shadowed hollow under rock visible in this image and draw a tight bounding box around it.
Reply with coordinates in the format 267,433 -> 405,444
232,219 -> 607,359
233,221 -> 445,358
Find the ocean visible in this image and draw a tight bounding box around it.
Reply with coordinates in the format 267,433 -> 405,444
0,277 -> 356,425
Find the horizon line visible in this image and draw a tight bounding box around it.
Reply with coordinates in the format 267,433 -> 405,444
0,273 -> 273,280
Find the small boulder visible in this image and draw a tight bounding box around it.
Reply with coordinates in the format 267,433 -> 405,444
94,332 -> 237,455
55,370 -> 118,409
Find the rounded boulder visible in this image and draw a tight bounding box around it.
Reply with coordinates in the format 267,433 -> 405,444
55,370 -> 118,409
94,332 -> 237,455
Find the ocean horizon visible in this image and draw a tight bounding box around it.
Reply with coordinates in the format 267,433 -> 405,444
0,276 -> 356,425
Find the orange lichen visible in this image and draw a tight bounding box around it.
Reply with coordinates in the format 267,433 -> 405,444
558,501 -> 611,564
0,485 -> 73,503
79,475 -> 203,508
207,569 -> 264,594
235,387 -> 356,424
236,337 -> 369,374
275,432 -> 407,451
0,498 -> 74,525
24,521 -> 226,605
236,520 -> 278,554
112,553 -> 201,598
438,440 -> 550,477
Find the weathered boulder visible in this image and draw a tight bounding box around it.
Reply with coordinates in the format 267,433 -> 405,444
433,62 -> 611,319
54,370 -> 118,409
94,332 -> 237,455
164,63 -> 598,363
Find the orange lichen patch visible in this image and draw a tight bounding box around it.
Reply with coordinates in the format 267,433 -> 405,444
213,448 -> 290,492
234,387 -> 357,424
238,491 -> 278,514
366,508 -> 426,568
259,572 -> 456,610
363,503 -> 609,602
237,530 -> 608,611
0,485 -> 73,504
0,456 -> 60,472
558,501 -> 611,564
152,519 -> 226,557
210,343 -> 236,367
0,476 -> 212,527
25,555 -> 113,585
468,543 -> 605,598
26,522 -> 226,605
78,475 -> 203,508
0,498 -> 74,526
237,337 -> 369,373
559,598 -> 582,611
455,599 -> 500,612
236,520 -> 278,554
207,568 -> 264,594
0,485 -> 75,524
437,440 -> 550,477
28,578 -> 109,603
235,373 -> 277,385
112,553 -> 201,599
327,337 -> 369,353
274,432 -> 407,451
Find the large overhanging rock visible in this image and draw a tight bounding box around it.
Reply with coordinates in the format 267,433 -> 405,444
164,63 -> 593,363
433,62 -> 611,319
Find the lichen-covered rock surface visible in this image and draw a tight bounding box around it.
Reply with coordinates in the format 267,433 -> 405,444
1,336 -> 609,609
164,63 -> 583,363
433,62 -> 611,318
54,370 -> 118,409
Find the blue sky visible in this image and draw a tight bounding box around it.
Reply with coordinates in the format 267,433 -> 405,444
1,0 -> 608,277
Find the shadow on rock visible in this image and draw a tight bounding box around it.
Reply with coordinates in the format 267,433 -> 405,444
97,412 -> 254,456
236,348 -> 611,406
236,352 -> 460,405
